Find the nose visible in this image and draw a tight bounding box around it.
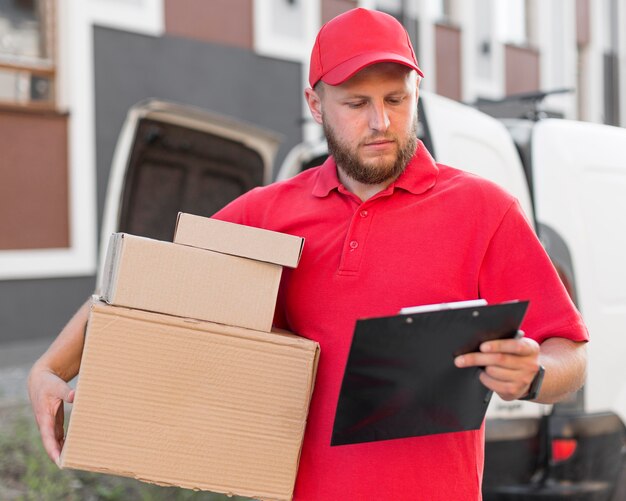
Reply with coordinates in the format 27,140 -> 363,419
368,101 -> 390,132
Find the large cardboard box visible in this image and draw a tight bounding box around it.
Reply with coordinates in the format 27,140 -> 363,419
173,213 -> 304,268
101,232 -> 290,331
62,301 -> 319,501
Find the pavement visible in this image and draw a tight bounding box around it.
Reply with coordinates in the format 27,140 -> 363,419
0,337 -> 52,408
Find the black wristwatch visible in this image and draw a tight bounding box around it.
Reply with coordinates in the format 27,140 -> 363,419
519,365 -> 545,401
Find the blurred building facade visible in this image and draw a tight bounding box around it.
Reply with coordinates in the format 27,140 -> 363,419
0,0 -> 624,343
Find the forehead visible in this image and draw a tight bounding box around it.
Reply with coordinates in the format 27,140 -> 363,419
316,63 -> 417,101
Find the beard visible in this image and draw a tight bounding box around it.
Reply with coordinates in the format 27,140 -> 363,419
323,116 -> 418,185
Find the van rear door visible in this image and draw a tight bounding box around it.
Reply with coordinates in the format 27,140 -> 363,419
97,100 -> 281,287
532,119 -> 626,423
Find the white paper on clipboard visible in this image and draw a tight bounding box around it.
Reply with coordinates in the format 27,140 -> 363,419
399,299 -> 488,315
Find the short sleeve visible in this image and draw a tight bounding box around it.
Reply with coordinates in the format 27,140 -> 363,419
478,200 -> 588,344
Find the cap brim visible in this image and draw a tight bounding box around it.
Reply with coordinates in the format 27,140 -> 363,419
321,51 -> 424,86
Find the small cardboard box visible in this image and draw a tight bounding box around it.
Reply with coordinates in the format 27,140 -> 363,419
101,232 -> 284,332
173,213 -> 304,268
61,301 -> 319,501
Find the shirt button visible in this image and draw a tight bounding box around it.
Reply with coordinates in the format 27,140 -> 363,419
360,210 -> 368,218
349,240 -> 359,249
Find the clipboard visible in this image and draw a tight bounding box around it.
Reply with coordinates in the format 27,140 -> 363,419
331,300 -> 529,446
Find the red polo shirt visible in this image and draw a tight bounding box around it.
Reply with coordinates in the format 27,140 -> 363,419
214,143 -> 588,500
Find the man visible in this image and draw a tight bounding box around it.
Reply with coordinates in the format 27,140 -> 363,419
29,8 -> 587,500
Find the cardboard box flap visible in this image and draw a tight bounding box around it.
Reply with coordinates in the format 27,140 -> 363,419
90,300 -> 318,354
62,301 -> 320,501
101,233 -> 123,300
174,212 -> 304,268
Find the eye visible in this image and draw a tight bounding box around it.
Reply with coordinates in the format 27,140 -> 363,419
346,101 -> 366,109
386,96 -> 405,105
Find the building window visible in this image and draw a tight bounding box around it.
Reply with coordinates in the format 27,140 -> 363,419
603,0 -> 620,126
475,0 -> 494,81
431,0 -> 453,23
254,0 -> 320,62
0,0 -> 56,108
496,0 -> 528,46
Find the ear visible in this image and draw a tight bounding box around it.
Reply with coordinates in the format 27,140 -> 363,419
414,73 -> 421,100
305,87 -> 323,125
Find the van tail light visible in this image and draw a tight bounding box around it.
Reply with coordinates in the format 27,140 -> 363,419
552,438 -> 577,462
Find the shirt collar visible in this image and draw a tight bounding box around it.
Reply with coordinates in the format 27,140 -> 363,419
391,141 -> 439,195
311,140 -> 439,198
311,156 -> 341,197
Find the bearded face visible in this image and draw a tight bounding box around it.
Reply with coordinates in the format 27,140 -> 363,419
323,114 -> 418,185
306,63 -> 420,187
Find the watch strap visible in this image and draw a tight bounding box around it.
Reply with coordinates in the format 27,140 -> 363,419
519,365 -> 545,401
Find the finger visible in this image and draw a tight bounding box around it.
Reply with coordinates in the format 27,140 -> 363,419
38,409 -> 62,465
31,373 -> 73,465
478,371 -> 527,401
55,404 -> 65,443
480,337 -> 538,356
51,376 -> 74,403
483,364 -> 519,382
455,352 -> 528,370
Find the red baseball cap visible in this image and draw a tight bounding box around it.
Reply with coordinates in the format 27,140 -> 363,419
309,8 -> 424,88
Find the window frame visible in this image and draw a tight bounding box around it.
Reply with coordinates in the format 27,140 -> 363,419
0,0 -> 164,281
253,0 -> 320,62
0,0 -> 57,109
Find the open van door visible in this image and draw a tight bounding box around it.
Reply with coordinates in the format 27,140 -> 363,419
97,100 -> 281,287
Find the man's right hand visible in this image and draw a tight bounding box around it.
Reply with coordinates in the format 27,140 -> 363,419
28,367 -> 75,465
27,298 -> 90,465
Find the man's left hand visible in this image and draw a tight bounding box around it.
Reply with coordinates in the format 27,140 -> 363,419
454,333 -> 540,401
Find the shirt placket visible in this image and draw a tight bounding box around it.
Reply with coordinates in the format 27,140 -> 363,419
338,203 -> 375,276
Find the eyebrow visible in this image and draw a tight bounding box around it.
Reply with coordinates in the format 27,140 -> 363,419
341,90 -> 408,100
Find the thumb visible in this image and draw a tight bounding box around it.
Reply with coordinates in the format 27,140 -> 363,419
65,388 -> 75,404
50,375 -> 74,403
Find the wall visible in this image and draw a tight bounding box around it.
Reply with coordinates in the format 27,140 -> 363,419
0,106 -> 92,345
92,26 -> 302,229
0,24 -> 302,345
0,109 -> 69,250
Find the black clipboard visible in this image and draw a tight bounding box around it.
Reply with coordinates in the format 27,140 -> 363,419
331,300 -> 529,446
